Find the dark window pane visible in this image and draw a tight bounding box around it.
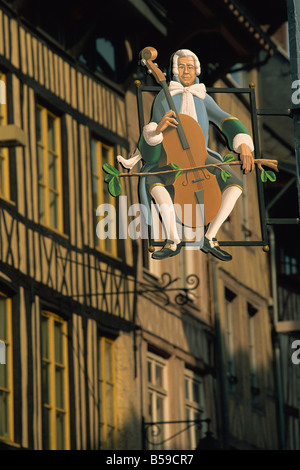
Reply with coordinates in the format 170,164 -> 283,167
38,185 -> 45,223
56,411 -> 64,450
49,153 -> 57,190
49,191 -> 58,228
41,316 -> 49,359
0,297 -> 7,341
155,364 -> 163,387
147,362 -> 152,383
185,379 -> 189,400
54,322 -> 63,364
36,107 -> 42,143
37,146 -> 44,182
42,362 -> 50,405
0,390 -> 9,437
105,341 -> 113,382
42,406 -> 51,450
55,366 -> 64,409
193,382 -> 199,403
47,115 -> 56,151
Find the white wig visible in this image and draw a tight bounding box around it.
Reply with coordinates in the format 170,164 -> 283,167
172,49 -> 201,77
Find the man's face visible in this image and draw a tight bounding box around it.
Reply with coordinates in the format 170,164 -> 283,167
177,56 -> 196,87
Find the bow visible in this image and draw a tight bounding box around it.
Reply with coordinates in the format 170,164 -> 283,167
168,81 -> 206,121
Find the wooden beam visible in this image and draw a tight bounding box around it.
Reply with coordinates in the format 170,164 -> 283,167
0,124 -> 27,147
219,24 -> 249,57
127,0 -> 167,36
276,320 -> 300,333
179,20 -> 221,44
188,0 -> 252,58
67,18 -> 99,60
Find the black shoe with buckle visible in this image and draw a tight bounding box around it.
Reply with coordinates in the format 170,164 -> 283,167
200,236 -> 232,262
152,240 -> 183,260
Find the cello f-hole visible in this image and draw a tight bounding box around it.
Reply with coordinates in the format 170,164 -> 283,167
182,171 -> 189,187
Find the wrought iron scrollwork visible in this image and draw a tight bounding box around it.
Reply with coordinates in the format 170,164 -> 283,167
56,256 -> 199,306
174,274 -> 200,306
143,418 -> 211,447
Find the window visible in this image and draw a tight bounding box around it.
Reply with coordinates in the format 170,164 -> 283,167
0,293 -> 13,442
92,138 -> 117,256
184,370 -> 205,450
147,353 -> 168,450
79,35 -> 130,83
0,72 -> 9,200
41,311 -> 70,450
36,105 -> 63,231
280,248 -> 298,276
224,288 -> 238,392
95,38 -> 116,75
98,337 -> 117,449
248,303 -> 260,405
229,63 -> 248,88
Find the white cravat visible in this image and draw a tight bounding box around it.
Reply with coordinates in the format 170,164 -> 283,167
169,80 -> 206,122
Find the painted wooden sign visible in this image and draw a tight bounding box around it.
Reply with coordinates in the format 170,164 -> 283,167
104,47 -> 278,261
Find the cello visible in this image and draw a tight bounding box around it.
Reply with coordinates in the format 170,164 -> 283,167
140,46 -> 222,228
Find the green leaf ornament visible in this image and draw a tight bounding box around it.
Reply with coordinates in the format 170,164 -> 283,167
221,170 -> 232,182
171,162 -> 183,178
265,170 -> 277,182
108,175 -> 122,197
223,154 -> 235,163
103,163 -> 121,176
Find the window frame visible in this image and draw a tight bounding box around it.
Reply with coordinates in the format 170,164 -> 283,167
146,352 -> 168,449
91,137 -> 118,257
98,336 -> 117,450
0,292 -> 14,443
36,104 -> 63,232
41,310 -> 70,450
184,369 -> 205,450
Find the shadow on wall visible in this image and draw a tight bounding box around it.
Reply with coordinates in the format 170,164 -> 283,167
180,312 -> 285,450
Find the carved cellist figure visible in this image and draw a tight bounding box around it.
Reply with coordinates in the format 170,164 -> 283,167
118,49 -> 255,261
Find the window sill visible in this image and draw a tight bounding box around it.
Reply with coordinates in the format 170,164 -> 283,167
94,245 -> 123,263
0,437 -> 21,449
39,222 -> 69,240
0,196 -> 16,207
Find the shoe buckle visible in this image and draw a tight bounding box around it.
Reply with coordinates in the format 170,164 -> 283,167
212,238 -> 220,247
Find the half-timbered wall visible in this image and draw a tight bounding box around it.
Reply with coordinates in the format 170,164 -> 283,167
0,5 -> 138,450
0,6 -> 136,308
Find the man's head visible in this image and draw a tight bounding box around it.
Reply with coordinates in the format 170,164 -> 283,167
172,49 -> 200,87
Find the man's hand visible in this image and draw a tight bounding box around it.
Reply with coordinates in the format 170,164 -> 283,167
155,110 -> 178,135
240,143 -> 254,174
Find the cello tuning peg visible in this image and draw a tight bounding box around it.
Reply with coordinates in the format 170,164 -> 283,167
147,69 -> 152,74
140,59 -> 146,66
154,63 -> 158,66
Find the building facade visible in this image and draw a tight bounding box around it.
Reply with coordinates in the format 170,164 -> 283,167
0,0 -> 292,451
